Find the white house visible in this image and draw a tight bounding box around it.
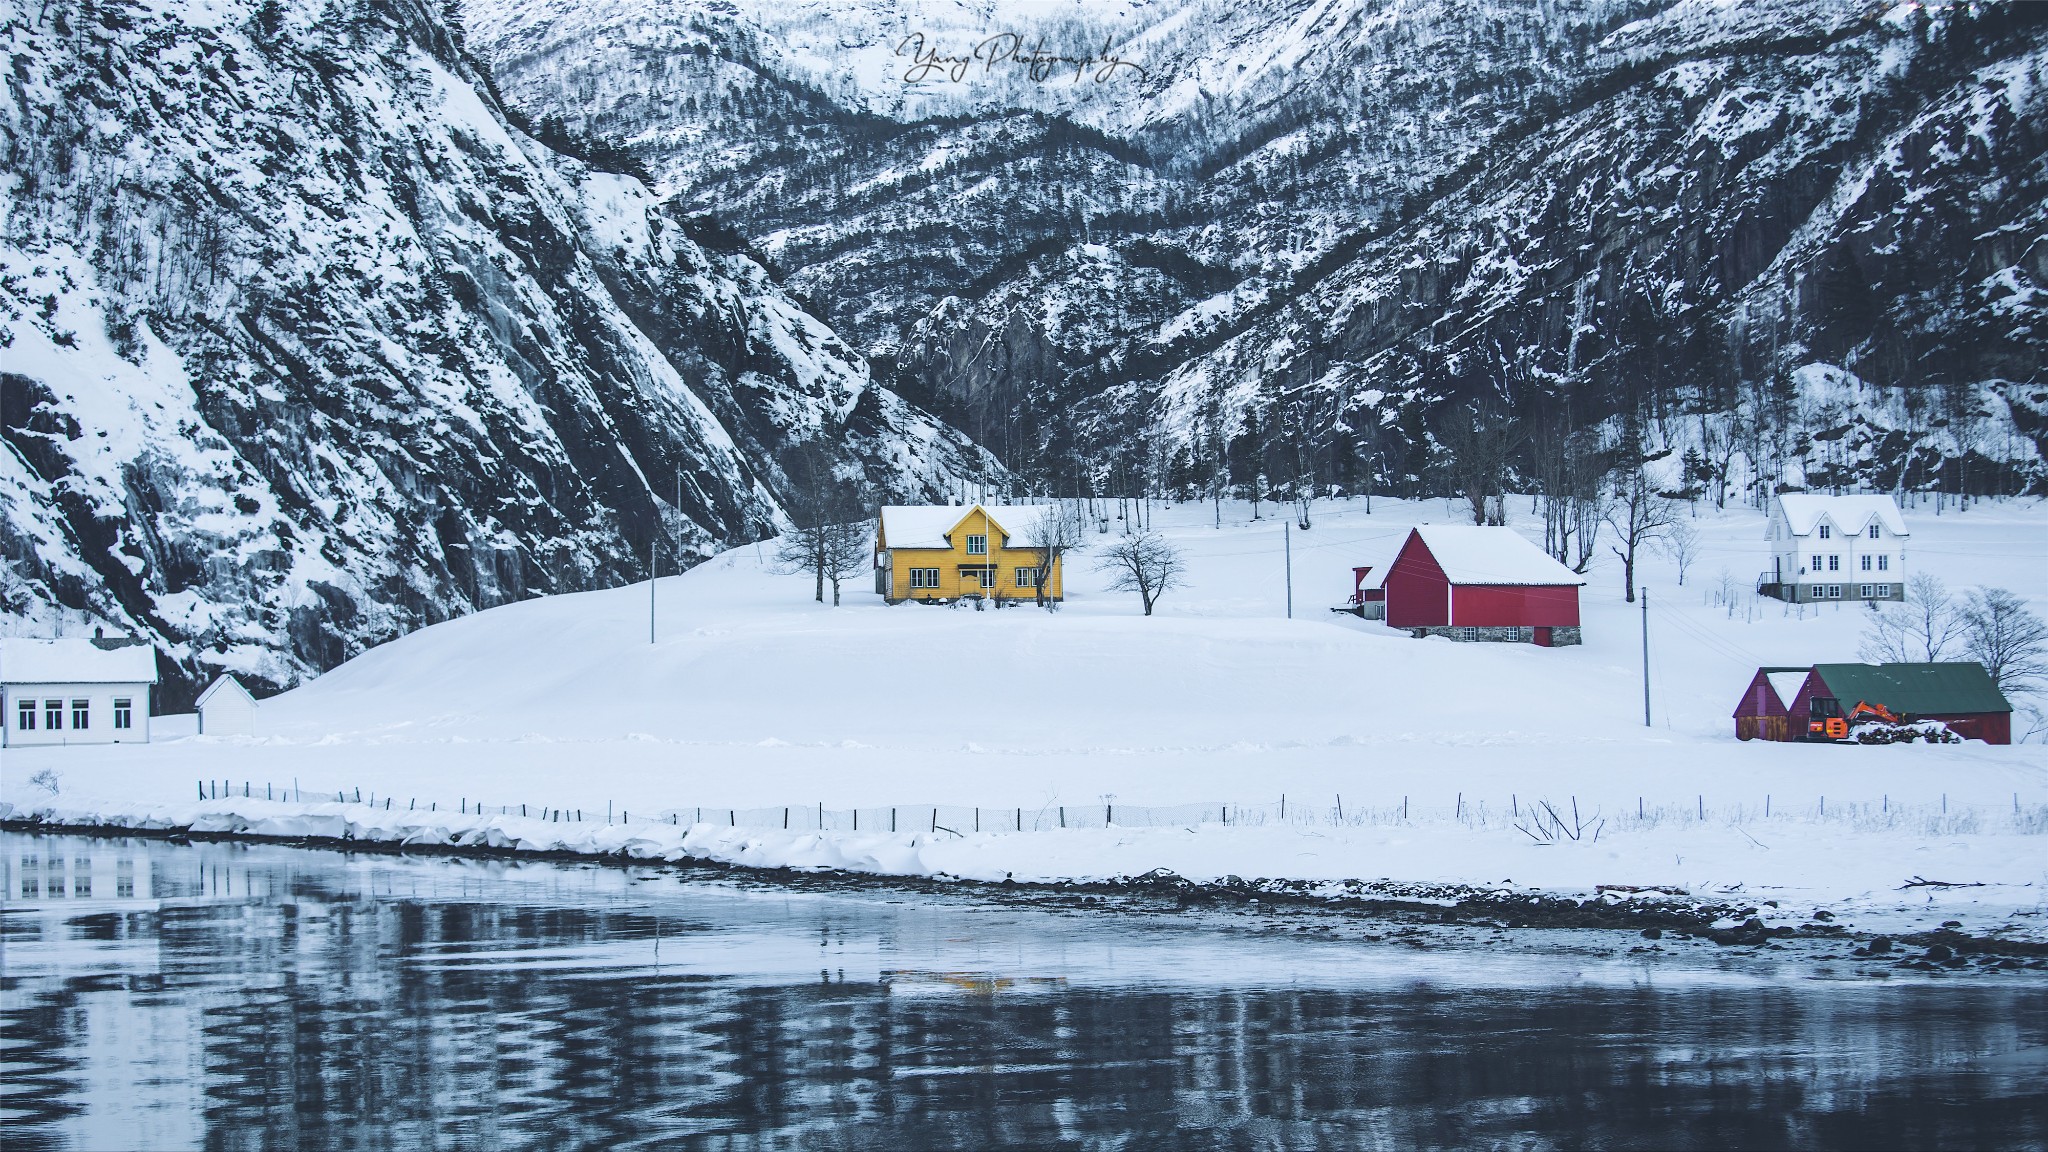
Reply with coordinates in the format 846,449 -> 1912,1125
1760,494 -> 1908,604
0,635 -> 158,747
195,675 -> 258,736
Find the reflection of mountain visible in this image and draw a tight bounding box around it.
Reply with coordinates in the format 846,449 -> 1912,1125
472,0 -> 2048,495
0,0 -> 994,703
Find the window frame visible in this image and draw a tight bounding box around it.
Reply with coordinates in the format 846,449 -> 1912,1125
17,697 -> 35,731
114,698 -> 133,730
1868,524 -> 1881,539
44,699 -> 62,730
964,534 -> 988,556
71,698 -> 89,730
1875,584 -> 1891,598
1860,584 -> 1873,598
908,567 -> 941,589
1877,555 -> 1888,571
1819,523 -> 1831,539
1860,555 -> 1872,571
1014,566 -> 1040,588
1828,555 -> 1840,571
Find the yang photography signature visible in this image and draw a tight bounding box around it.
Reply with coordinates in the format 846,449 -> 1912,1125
895,32 -> 1149,85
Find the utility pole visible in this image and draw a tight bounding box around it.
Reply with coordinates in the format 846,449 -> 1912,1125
1641,587 -> 1651,727
649,534 -> 657,645
1285,519 -> 1293,619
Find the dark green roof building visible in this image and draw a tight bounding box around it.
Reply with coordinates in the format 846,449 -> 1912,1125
1806,662 -> 2013,744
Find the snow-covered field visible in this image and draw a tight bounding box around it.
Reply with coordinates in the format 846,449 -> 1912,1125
6,496 -> 2046,939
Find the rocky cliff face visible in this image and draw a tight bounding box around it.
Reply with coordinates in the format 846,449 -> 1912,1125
469,0 -> 2048,498
0,0 -> 995,703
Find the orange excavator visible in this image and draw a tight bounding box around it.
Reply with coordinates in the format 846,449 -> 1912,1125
1806,697 -> 1906,741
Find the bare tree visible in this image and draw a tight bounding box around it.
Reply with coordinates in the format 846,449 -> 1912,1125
774,445 -> 869,605
1436,403 -> 1520,526
1959,587 -> 2048,695
1859,573 -> 1965,663
1021,500 -> 1086,609
1661,517 -> 1699,586
1096,531 -> 1185,616
1605,463 -> 1676,603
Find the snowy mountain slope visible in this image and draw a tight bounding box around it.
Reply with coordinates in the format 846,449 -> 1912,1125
469,0 -> 2048,495
0,0 -> 995,703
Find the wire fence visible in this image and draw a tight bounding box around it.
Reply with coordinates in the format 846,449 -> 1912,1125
189,780 -> 2048,839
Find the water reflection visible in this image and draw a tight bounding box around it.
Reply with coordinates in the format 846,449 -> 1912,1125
3,833 -> 2044,1150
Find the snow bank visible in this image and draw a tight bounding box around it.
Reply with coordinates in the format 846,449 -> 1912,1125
8,788 -> 2045,944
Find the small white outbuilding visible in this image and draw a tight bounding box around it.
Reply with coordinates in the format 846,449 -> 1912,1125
0,636 -> 158,747
195,675 -> 258,736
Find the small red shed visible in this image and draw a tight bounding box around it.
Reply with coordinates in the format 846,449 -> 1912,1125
1732,666 -> 1811,741
1383,526 -> 1586,645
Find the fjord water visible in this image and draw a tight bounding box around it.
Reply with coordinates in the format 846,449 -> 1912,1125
4,834 -> 2043,1150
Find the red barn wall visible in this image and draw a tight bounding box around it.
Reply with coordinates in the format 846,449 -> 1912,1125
1732,671 -> 1790,719
1450,584 -> 1580,626
1922,712 -> 2012,745
1384,532 -> 1451,628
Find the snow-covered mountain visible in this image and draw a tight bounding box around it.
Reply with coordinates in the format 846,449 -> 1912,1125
469,0 -> 2048,496
0,0 -> 999,703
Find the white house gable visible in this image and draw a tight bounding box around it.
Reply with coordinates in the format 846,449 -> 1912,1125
1762,495 -> 1908,605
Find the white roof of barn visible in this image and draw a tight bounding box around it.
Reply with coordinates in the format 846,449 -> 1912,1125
0,638 -> 158,684
879,504 -> 1060,549
196,675 -> 255,707
1410,526 -> 1586,586
1775,494 -> 1908,537
1766,671 -> 1808,705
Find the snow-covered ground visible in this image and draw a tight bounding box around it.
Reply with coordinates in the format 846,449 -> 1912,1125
6,496 -> 2046,940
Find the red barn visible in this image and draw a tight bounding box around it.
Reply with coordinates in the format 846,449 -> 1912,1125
1732,666 -> 1811,741
1383,526 -> 1586,646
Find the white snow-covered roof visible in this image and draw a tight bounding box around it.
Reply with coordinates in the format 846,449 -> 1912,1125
1766,671 -> 1808,706
1775,494 -> 1908,538
1408,526 -> 1586,586
196,675 -> 256,708
879,504 -> 1061,549
0,638 -> 158,684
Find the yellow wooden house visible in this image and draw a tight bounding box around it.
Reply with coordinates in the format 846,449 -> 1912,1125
874,504 -> 1065,604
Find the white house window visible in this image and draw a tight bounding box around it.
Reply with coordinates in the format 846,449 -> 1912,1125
1827,585 -> 1842,598
1860,584 -> 1874,598
1819,524 -> 1831,539
1860,555 -> 1872,571
965,534 -> 988,555
1809,555 -> 1821,571
114,698 -> 133,730
909,568 -> 941,589
1868,524 -> 1880,539
1876,584 -> 1891,597
17,698 -> 34,731
1877,555 -> 1888,571
1828,555 -> 1840,571
1014,567 -> 1040,588
44,699 -> 62,730
71,699 -> 89,729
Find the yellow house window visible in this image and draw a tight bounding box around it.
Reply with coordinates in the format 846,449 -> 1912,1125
909,568 -> 941,589
1015,567 -> 1040,587
965,534 -> 987,555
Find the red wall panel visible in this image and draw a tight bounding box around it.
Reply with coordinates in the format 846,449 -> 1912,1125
1450,584 -> 1580,626
1384,532 -> 1450,628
